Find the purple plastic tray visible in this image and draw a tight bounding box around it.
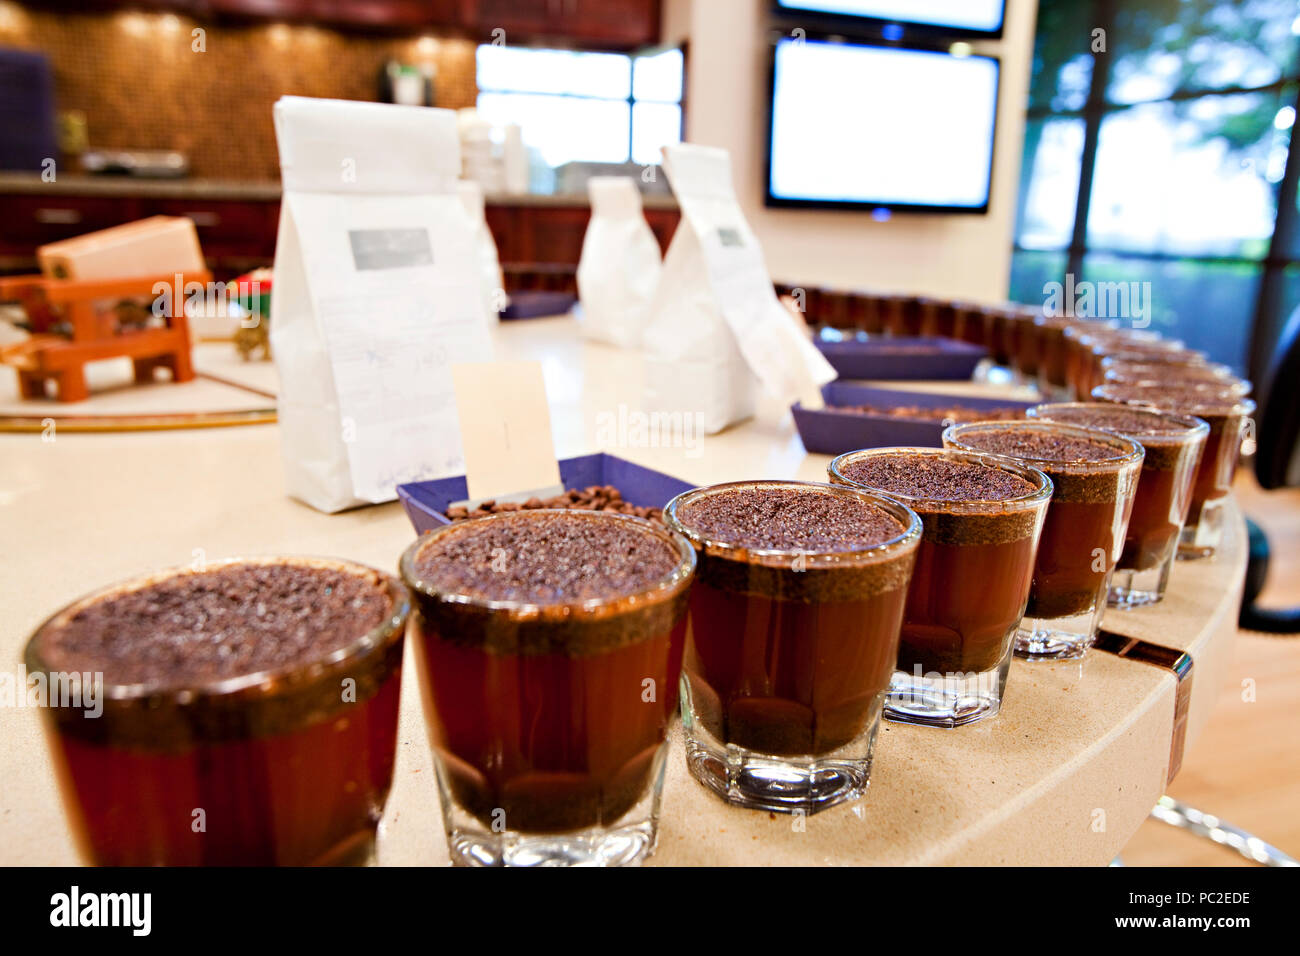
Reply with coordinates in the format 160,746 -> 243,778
397,452 -> 695,535
815,336 -> 987,381
501,291 -> 577,320
793,383 -> 1034,455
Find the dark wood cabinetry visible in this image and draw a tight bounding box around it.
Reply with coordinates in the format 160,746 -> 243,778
0,187 -> 678,280
486,201 -> 676,263
0,192 -> 279,277
51,0 -> 661,47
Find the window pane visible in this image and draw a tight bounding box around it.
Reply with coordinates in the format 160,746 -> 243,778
1286,97 -> 1300,256
1016,117 -> 1084,249
1082,253 -> 1261,371
1087,94 -> 1289,258
476,45 -> 631,99
1009,250 -> 1066,308
476,93 -> 630,165
631,102 -> 681,166
1281,263 -> 1300,332
1107,0 -> 1300,105
633,48 -> 683,103
1028,0 -> 1095,111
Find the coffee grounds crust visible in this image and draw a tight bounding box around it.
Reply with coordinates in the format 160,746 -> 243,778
673,486 -> 904,553
1032,405 -> 1204,471
1106,364 -> 1239,386
670,486 -> 917,603
1036,405 -> 1192,436
831,403 -> 1026,423
413,510 -> 679,605
1097,383 -> 1249,417
839,454 -> 1042,546
955,428 -> 1121,464
406,511 -> 693,658
954,426 -> 1136,503
38,562 -> 392,689
841,454 -> 1035,502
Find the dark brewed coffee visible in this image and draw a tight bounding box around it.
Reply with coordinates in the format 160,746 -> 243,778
670,485 -> 914,756
29,559 -> 405,866
833,453 -> 1045,674
1028,404 -> 1207,574
407,511 -> 691,833
944,426 -> 1141,619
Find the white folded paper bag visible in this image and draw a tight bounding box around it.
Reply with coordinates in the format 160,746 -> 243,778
271,96 -> 493,513
644,143 -> 834,434
457,179 -> 505,327
577,176 -> 662,348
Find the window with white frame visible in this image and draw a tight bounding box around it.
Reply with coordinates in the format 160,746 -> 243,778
475,45 -> 684,168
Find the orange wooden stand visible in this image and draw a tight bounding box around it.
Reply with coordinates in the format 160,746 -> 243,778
0,271 -> 206,403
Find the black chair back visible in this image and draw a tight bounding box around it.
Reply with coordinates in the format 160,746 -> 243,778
1255,304 -> 1300,491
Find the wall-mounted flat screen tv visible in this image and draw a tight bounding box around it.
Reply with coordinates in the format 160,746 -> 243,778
766,37 -> 1000,213
774,1 -> 1005,38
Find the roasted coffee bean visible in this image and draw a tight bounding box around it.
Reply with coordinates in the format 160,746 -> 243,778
444,484 -> 665,526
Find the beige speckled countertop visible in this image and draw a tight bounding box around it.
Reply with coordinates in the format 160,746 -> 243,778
0,317 -> 1242,865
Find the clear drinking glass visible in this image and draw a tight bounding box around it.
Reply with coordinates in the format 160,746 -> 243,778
1101,360 -> 1251,395
1091,383 -> 1255,560
1029,402 -> 1209,607
401,510 -> 695,867
25,557 -> 410,866
828,448 -> 1051,727
664,481 -> 920,814
943,421 -> 1144,661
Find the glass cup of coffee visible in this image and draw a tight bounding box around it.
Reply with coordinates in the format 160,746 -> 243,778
663,480 -> 920,814
1092,383 -> 1256,559
400,510 -> 695,867
1067,326 -> 1167,388
1028,403 -> 1209,608
1101,361 -> 1250,395
1033,315 -> 1081,398
828,448 -> 1052,727
24,557 -> 410,866
943,421 -> 1144,661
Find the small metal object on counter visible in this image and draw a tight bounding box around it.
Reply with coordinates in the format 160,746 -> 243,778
81,148 -> 190,178
1149,796 -> 1298,867
1094,628 -> 1193,784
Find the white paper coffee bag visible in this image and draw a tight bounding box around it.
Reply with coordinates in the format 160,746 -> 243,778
576,177 -> 662,348
457,179 -> 504,327
271,96 -> 492,513
644,144 -> 833,433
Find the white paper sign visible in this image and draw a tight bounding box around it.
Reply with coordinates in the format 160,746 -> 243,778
577,177 -> 662,348
643,144 -> 833,433
271,96 -> 493,512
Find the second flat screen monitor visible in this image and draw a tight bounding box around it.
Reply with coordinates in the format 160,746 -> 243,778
767,38 -> 1000,213
775,1 -> 1005,36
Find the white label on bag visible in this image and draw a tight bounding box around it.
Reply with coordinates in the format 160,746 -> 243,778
288,193 -> 490,502
347,229 -> 435,270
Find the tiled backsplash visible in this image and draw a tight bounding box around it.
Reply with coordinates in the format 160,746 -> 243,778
0,3 -> 477,181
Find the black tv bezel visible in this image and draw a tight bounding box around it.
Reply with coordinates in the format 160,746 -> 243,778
771,0 -> 1007,42
763,34 -> 1001,216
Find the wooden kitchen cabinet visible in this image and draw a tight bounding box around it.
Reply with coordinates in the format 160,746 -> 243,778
486,201 -> 677,265
51,0 -> 660,43
151,199 -> 279,261
450,0 -> 661,49
0,188 -> 677,280
0,193 -> 278,277
1,196 -> 148,248
314,0 -> 440,30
